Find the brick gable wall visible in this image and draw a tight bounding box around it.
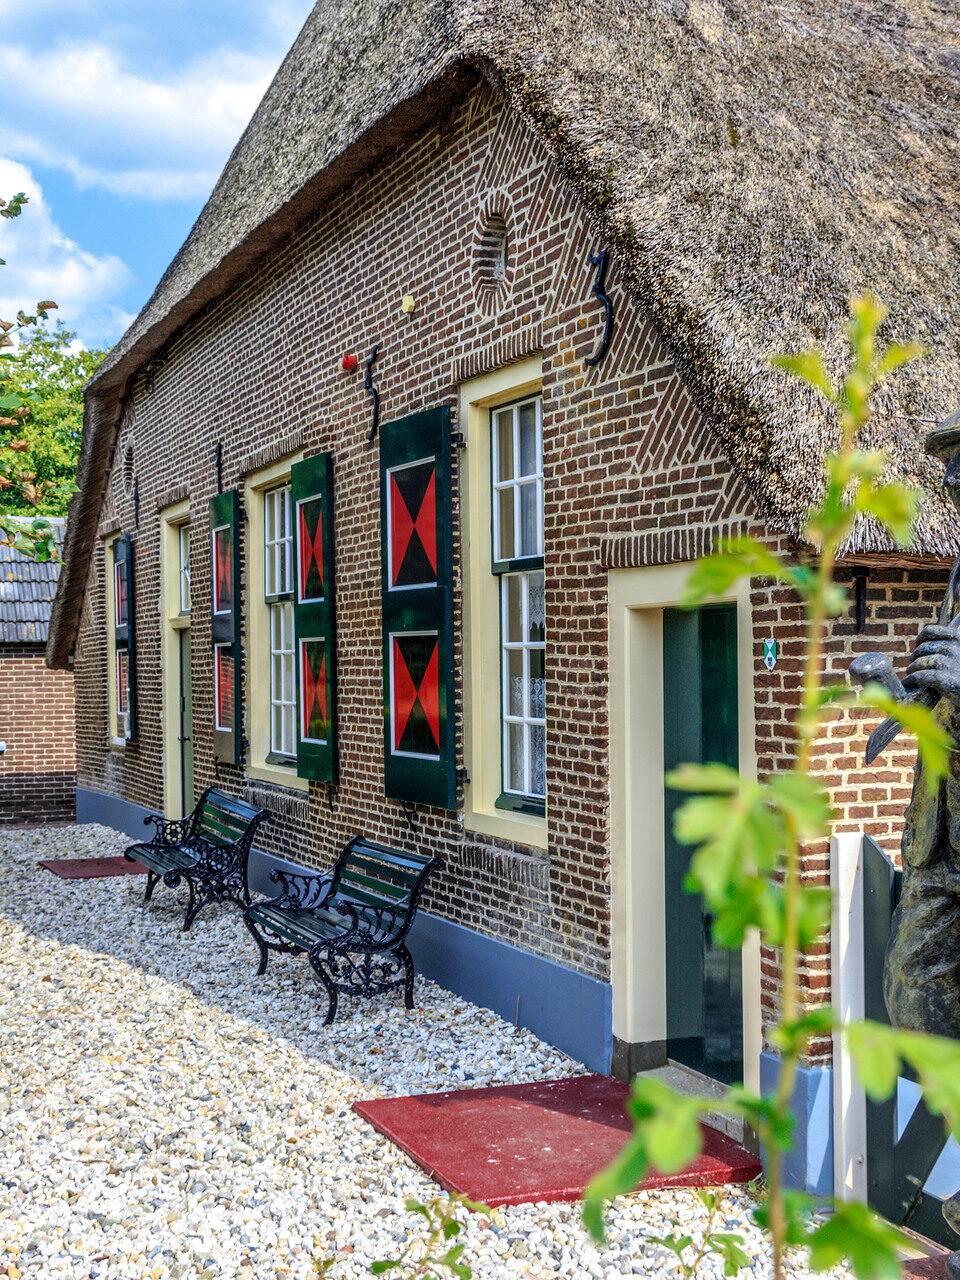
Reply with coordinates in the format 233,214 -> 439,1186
0,644 -> 75,824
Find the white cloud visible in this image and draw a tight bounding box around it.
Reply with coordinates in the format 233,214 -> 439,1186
0,159 -> 131,347
0,42 -> 277,201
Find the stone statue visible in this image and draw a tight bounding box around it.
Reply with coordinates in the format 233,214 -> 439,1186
850,409 -> 960,1267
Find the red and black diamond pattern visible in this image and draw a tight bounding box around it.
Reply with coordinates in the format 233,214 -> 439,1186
390,460 -> 437,589
298,497 -> 324,601
300,639 -> 327,742
214,527 -> 233,613
392,633 -> 440,756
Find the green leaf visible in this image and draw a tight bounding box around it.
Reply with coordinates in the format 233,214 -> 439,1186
855,481 -> 919,546
769,1007 -> 835,1057
440,1245 -> 465,1264
768,772 -> 833,841
846,1022 -> 900,1101
873,341 -> 924,379
807,1201 -> 904,1280
862,685 -> 951,785
371,1262 -> 399,1274
771,350 -> 836,401
680,536 -> 802,608
443,1220 -> 460,1239
666,763 -> 741,794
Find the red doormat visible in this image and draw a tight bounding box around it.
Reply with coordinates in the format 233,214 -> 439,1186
353,1073 -> 762,1207
39,857 -> 148,880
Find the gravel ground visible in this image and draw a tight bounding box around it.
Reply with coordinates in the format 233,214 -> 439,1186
0,824 -> 843,1280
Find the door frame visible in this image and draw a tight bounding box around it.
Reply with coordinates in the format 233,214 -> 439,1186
161,499 -> 191,818
608,562 -> 761,1092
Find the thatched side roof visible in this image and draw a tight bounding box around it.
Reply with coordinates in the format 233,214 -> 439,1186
49,0 -> 960,665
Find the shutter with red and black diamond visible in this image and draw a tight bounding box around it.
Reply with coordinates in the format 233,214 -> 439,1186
379,405 -> 456,809
291,452 -> 337,783
112,533 -> 136,743
209,490 -> 243,765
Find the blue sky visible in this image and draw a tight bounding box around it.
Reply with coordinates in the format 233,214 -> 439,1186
0,0 -> 316,351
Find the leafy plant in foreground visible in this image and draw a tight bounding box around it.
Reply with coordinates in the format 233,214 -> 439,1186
584,295 -> 960,1280
366,1196 -> 491,1280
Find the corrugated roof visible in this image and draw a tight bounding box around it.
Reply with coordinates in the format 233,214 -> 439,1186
0,519 -> 66,644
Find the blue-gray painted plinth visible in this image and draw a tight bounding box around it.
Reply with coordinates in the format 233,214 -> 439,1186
76,786 -> 613,1074
760,1051 -> 834,1196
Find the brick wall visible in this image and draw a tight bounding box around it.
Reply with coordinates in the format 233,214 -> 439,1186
71,78 -> 950,1047
0,643 -> 76,824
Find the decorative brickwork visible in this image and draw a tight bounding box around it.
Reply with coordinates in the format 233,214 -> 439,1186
0,644 -> 75,824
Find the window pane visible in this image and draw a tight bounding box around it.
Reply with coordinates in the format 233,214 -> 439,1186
504,575 -> 523,643
507,648 -> 524,716
519,483 -> 539,557
527,572 -> 545,643
496,409 -> 514,482
529,646 -> 545,719
497,488 -> 515,562
518,401 -> 537,476
530,724 -> 546,798
506,722 -> 525,793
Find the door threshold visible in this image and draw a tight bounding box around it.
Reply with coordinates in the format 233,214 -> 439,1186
636,1060 -> 745,1145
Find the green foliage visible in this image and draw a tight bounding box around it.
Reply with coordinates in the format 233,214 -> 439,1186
367,1196 -> 490,1280
583,296 -> 958,1280
645,1190 -> 751,1277
0,321 -> 105,516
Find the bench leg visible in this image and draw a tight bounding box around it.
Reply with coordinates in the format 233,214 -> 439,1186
398,943 -> 416,1010
181,878 -> 199,931
242,911 -> 271,976
143,870 -> 159,904
308,947 -> 339,1026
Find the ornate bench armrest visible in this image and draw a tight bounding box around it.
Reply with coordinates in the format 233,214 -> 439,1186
266,869 -> 332,911
144,813 -> 191,847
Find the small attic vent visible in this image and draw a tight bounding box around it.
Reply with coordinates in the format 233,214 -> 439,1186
476,214 -> 509,292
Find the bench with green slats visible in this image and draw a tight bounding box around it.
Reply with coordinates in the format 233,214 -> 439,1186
125,787 -> 268,931
243,837 -> 442,1024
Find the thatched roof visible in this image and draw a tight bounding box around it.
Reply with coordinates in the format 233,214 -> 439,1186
1,519 -> 65,644
49,0 -> 960,665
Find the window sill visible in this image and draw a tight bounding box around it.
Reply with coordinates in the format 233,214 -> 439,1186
463,794 -> 548,851
109,736 -> 126,751
246,761 -> 308,793
169,614 -> 191,631
495,792 -> 546,817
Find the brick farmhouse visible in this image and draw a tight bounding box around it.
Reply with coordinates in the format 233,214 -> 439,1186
46,0 -> 960,1196
1,519 -> 75,824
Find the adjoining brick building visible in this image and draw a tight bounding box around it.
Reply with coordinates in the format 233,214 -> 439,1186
46,0 -> 960,1197
1,519 -> 75,823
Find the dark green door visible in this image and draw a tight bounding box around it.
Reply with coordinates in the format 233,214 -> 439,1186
179,628 -> 194,816
663,604 -> 743,1084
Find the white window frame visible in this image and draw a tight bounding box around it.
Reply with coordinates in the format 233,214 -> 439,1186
460,358 -> 547,850
178,523 -> 191,614
491,394 -> 543,568
500,570 -> 546,801
264,483 -> 296,762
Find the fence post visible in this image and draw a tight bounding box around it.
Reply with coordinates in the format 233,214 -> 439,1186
831,831 -> 868,1201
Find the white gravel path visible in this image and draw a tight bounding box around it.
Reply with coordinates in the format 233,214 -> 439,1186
0,824 -> 843,1280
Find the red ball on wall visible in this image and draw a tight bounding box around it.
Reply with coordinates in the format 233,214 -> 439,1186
341,354 -> 358,373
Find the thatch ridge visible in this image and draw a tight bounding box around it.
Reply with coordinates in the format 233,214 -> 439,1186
50,0 -> 960,665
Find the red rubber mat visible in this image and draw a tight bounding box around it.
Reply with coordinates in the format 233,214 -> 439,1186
39,857 -> 148,879
353,1073 -> 762,1207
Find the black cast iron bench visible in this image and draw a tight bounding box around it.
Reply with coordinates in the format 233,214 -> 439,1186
243,837 -> 441,1024
125,787 -> 268,930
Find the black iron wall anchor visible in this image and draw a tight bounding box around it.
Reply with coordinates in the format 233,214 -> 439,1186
399,799 -> 418,834
365,344 -> 381,445
584,248 -> 613,368
133,476 -> 140,528
214,441 -> 223,494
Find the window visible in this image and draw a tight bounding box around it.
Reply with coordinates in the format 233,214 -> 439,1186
491,395 -> 545,810
116,650 -> 130,740
264,484 -> 295,761
179,524 -> 191,613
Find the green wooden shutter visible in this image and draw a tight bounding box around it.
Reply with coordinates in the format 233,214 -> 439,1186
379,405 -> 456,810
209,490 -> 243,765
112,533 -> 136,743
292,452 -> 338,783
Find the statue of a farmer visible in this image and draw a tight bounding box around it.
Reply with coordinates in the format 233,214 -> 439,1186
868,413 -> 960,1039
851,409 -> 960,1260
